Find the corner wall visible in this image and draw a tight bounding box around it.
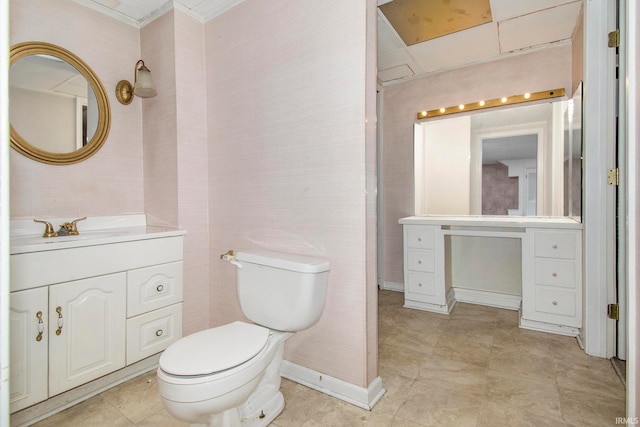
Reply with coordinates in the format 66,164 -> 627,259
206,0 -> 378,389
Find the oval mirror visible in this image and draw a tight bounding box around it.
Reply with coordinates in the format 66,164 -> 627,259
9,41 -> 111,165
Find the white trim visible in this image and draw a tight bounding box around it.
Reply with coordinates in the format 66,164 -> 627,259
380,281 -> 403,292
453,288 -> 521,310
0,0 -> 10,423
582,0 -> 617,358
279,361 -> 385,411
519,316 -> 581,337
625,0 -> 638,417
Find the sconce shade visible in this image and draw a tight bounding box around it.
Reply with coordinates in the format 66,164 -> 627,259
116,59 -> 157,105
133,64 -> 157,98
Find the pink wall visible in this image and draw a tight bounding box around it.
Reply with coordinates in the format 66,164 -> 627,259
9,0 -> 144,218
381,45 -> 573,285
10,0 -> 377,390
205,0 -> 378,387
140,10 -> 211,335
9,1 -> 210,337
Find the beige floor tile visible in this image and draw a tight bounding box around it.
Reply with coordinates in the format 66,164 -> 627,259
101,370 -> 165,424
488,344 -> 558,384
558,387 -> 626,427
432,335 -> 493,368
483,370 -> 563,420
32,395 -> 133,427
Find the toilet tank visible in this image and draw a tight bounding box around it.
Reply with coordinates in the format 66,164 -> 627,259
234,250 -> 330,332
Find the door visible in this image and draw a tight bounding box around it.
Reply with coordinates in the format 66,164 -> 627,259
48,273 -> 126,396
9,288 -> 48,413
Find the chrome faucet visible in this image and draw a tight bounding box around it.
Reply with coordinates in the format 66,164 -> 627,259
34,217 -> 87,237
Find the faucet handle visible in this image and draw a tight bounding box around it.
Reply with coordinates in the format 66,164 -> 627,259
33,219 -> 57,238
66,217 -> 87,235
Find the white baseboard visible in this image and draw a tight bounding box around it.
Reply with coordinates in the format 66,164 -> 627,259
280,360 -> 385,410
380,281 -> 403,292
453,288 -> 521,310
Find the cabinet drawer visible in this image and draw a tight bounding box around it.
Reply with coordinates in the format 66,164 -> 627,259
406,226 -> 436,249
407,250 -> 435,272
127,262 -> 183,317
534,259 -> 576,288
406,272 -> 437,297
534,288 -> 577,318
126,303 -> 182,365
534,232 -> 577,259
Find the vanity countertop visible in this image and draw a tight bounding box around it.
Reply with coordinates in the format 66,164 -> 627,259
10,214 -> 185,254
399,215 -> 583,229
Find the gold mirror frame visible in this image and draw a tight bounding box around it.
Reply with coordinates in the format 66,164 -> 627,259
9,41 -> 111,165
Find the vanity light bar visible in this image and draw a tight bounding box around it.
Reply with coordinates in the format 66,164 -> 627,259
416,88 -> 566,120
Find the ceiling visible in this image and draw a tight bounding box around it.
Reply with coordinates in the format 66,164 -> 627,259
72,0 -> 583,85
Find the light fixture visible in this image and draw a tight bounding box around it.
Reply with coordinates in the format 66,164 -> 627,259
115,59 -> 157,105
416,89 -> 565,119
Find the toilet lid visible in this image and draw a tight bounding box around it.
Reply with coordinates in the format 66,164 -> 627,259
159,321 -> 270,376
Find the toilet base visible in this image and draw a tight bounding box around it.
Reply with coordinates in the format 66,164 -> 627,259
239,391 -> 285,427
189,331 -> 291,427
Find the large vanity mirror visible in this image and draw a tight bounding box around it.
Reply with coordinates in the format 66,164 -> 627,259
414,86 -> 583,220
9,41 -> 111,165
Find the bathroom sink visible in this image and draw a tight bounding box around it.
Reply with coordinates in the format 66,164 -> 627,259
13,230 -> 132,246
10,215 -> 186,254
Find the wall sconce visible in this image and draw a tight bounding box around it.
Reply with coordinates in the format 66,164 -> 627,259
115,59 -> 158,105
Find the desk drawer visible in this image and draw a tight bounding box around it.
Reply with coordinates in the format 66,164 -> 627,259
534,288 -> 577,318
405,226 -> 436,249
534,259 -> 576,288
534,232 -> 577,260
406,272 -> 437,297
407,249 -> 435,272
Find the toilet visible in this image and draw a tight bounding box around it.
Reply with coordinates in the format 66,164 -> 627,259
157,249 -> 330,427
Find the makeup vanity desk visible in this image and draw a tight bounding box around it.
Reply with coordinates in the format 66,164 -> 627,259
399,216 -> 583,336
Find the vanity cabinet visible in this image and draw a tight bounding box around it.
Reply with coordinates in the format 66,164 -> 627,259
10,274 -> 127,411
9,228 -> 184,414
9,288 -> 48,412
399,216 -> 583,336
402,225 -> 451,314
521,229 -> 582,331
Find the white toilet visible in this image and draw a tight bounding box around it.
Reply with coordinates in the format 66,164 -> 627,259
157,249 -> 330,427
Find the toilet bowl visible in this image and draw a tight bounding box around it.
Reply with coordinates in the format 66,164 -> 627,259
157,250 -> 329,427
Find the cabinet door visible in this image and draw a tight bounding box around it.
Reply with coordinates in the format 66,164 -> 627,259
10,288 -> 48,413
48,273 -> 126,396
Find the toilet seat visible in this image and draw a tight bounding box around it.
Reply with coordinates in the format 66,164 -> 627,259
159,321 -> 270,377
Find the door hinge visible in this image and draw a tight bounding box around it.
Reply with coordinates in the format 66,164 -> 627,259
608,30 -> 620,48
608,303 -> 620,320
607,168 -> 619,185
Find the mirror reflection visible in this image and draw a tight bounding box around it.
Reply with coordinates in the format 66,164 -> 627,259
9,41 -> 110,165
10,54 -> 98,153
414,93 -> 582,220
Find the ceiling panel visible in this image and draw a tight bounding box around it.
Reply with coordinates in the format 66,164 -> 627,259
498,1 -> 582,53
408,22 -> 500,73
489,0 -> 580,22
379,0 -> 492,46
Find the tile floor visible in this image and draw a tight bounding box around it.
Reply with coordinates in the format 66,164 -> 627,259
29,290 -> 625,426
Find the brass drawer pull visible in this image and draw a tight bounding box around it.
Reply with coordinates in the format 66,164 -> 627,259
156,284 -> 164,292
56,306 -> 64,336
36,311 -> 44,342
155,329 -> 164,337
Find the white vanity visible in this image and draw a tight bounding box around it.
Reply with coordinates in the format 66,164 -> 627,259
399,216 -> 583,336
9,214 -> 185,421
